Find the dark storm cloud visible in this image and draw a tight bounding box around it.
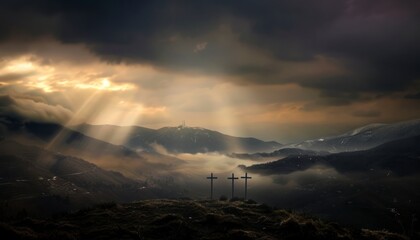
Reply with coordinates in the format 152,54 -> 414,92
227,65 -> 278,79
352,110 -> 381,118
0,94 -> 73,124
0,0 -> 419,98
300,90 -> 364,110
405,92 -> 420,99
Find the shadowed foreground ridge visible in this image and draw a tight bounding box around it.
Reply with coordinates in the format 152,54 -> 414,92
0,199 -> 408,240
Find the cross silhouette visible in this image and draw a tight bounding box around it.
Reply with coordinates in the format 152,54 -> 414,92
206,173 -> 218,200
241,172 -> 252,200
227,173 -> 239,199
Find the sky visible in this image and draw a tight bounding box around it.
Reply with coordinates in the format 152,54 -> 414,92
0,0 -> 419,143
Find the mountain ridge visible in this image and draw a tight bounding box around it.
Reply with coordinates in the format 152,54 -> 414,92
286,119 -> 420,152
74,123 -> 282,154
246,134 -> 420,176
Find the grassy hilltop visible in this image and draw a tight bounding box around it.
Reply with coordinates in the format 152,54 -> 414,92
0,199 -> 409,240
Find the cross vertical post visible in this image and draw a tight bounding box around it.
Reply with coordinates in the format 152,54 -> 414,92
227,173 -> 239,199
206,173 -> 218,200
241,172 -> 252,200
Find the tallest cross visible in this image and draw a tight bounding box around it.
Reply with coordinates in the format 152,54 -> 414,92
227,173 -> 239,199
241,172 -> 252,200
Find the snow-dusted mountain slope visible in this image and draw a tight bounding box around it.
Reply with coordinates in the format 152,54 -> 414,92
288,119 -> 420,152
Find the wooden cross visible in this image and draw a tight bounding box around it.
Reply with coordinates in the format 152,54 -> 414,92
206,173 -> 218,200
241,172 -> 252,200
227,173 -> 239,199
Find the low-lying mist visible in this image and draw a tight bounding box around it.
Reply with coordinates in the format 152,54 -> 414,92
150,148 -> 343,202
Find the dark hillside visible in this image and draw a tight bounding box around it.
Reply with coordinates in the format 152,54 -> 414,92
0,199 -> 409,240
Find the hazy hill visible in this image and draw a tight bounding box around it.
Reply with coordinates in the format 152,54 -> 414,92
288,119 -> 420,152
0,199 -> 409,240
74,124 -> 282,154
0,139 -> 155,218
246,135 -> 420,176
229,148 -> 328,161
0,117 -> 184,178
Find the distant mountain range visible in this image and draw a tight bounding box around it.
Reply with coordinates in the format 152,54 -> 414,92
246,135 -> 420,176
74,124 -> 282,154
286,119 -> 420,152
